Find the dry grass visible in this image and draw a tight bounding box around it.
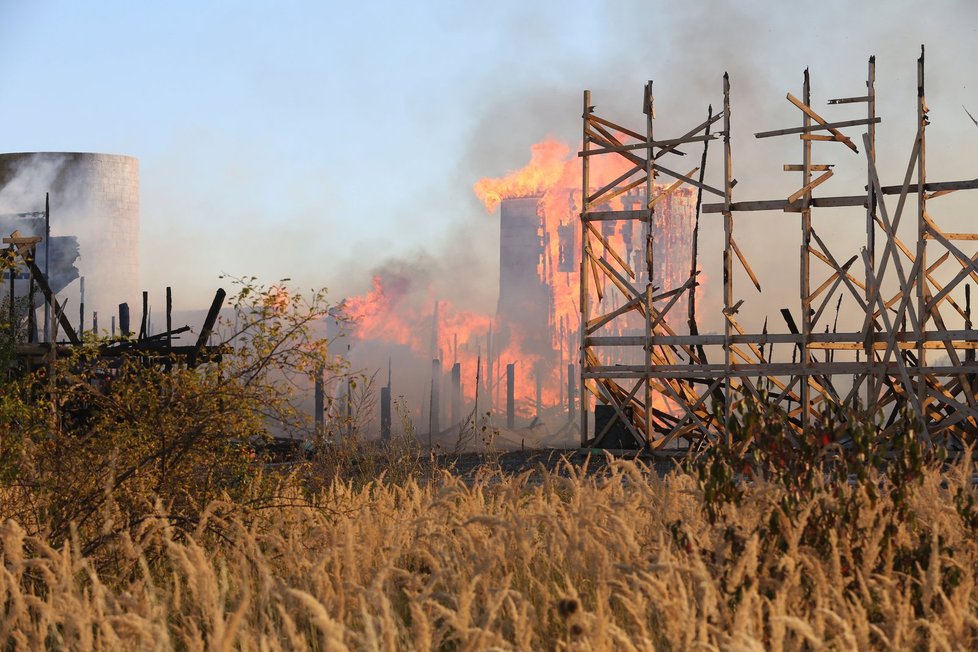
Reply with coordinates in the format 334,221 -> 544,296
0,457 -> 976,650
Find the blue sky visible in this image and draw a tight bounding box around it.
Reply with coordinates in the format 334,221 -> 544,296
1,1 -> 977,315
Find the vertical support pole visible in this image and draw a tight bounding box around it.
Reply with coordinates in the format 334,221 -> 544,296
165,286 -> 173,370
8,245 -> 15,343
506,362 -> 515,429
535,369 -> 542,419
140,290 -> 148,340
966,285 -> 974,363
722,73 -> 733,443
916,45 -> 928,433
380,385 -> 392,441
118,303 -> 130,337
345,376 -> 353,439
485,327 -> 491,414
314,366 -> 324,437
43,193 -> 49,343
429,358 -> 441,445
451,361 -> 461,426
568,363 -> 576,421
111,315 -> 115,337
644,80 -> 655,449
800,69 -> 813,433
580,90 -> 592,446
78,277 -> 84,338
865,55 -> 877,409
27,247 -> 36,343
92,311 -> 97,334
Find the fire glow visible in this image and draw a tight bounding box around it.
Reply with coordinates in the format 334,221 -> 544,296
343,138 -> 697,426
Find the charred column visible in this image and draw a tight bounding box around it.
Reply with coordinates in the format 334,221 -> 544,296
314,366 -> 324,438
380,386 -> 392,441
451,362 -> 461,426
429,359 -> 441,445
78,277 -> 84,338
118,303 -> 130,337
567,363 -> 576,421
506,363 -> 515,429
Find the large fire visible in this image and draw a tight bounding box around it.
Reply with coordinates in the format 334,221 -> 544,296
341,138 -> 696,432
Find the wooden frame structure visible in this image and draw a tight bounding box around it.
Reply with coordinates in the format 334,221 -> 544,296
580,47 -> 978,450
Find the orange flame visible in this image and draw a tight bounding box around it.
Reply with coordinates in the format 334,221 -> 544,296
345,137 -> 697,425
473,140 -> 571,213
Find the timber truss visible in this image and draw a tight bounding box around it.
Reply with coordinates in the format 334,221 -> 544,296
579,47 -> 978,451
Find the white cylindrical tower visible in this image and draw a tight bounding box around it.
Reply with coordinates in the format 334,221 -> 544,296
0,152 -> 139,332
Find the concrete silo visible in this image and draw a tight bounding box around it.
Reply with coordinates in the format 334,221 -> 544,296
0,152 -> 139,332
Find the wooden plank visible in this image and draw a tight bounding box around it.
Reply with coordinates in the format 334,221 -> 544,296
809,244 -> 866,291
19,255 -> 80,345
924,232 -> 978,241
786,92 -> 858,152
648,169 -> 697,208
188,288 -> 226,368
702,195 -> 866,213
590,174 -> 648,209
827,95 -> 871,104
655,162 -> 725,197
586,221 -> 635,279
653,111 -> 725,161
729,236 -> 761,291
584,362 -> 978,376
788,169 -> 834,204
878,178 -> 978,195
586,329 -> 978,347
755,116 -> 880,139
587,113 -> 646,142
586,296 -> 642,334
583,209 -> 649,221
784,164 -> 832,171
586,163 -> 644,203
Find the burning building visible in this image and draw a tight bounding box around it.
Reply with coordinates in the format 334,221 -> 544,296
342,139 -> 695,445
0,152 -> 140,332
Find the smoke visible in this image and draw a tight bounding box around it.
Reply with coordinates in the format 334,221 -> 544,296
0,153 -> 140,331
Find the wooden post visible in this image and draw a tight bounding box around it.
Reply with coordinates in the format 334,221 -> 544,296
78,277 -> 84,338
506,362 -> 515,429
580,89 -> 591,445
314,365 -> 324,437
139,291 -> 148,340
27,247 -> 36,343
43,193 -> 49,343
800,69 -> 813,433
722,72 -> 733,442
967,285 -> 974,364
429,358 -> 441,446
165,286 -> 173,371
451,361 -> 461,426
188,288 -> 226,368
8,245 -> 14,343
93,311 -> 97,334
380,385 -> 391,441
865,55 -> 877,409
644,79 -> 655,449
119,303 -> 130,337
535,369 -> 543,419
567,363 -> 576,421
916,45 -> 928,434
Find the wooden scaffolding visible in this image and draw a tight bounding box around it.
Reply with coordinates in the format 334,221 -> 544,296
580,47 -> 978,451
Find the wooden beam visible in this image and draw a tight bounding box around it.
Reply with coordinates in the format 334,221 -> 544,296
786,92 -> 858,152
755,116 -> 880,139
